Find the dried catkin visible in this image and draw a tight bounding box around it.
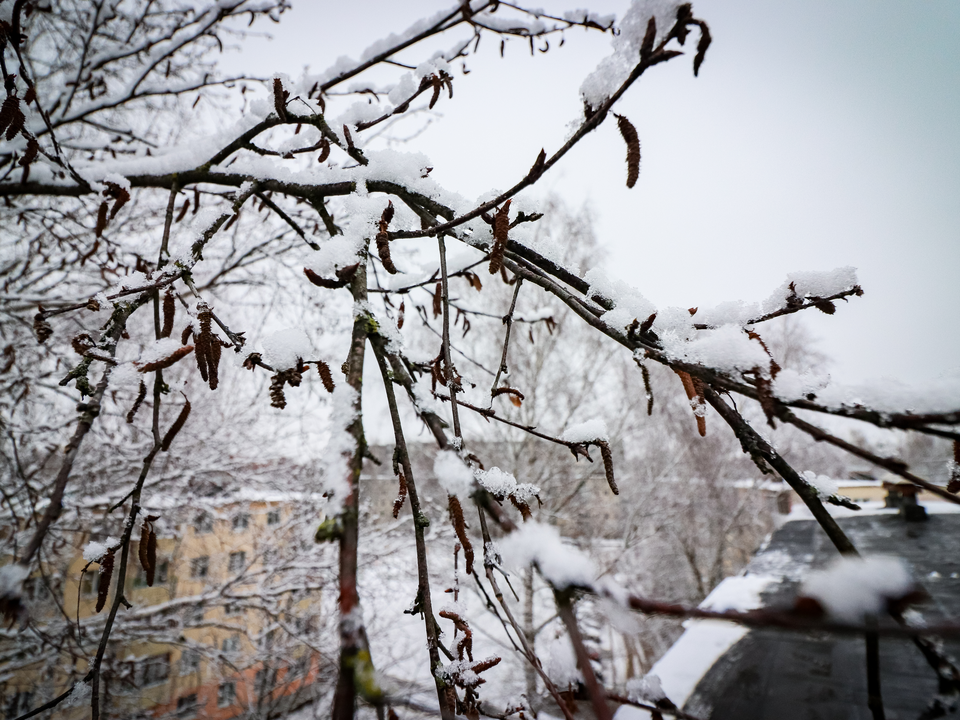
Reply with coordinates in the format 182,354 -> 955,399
597,440 -> 618,495
160,397 -> 191,451
273,77 -> 288,121
316,360 -> 335,393
146,529 -> 157,586
126,380 -> 147,424
161,289 -> 176,338
447,495 -> 474,574
138,345 -> 194,373
488,200 -> 511,275
138,524 -> 150,576
615,114 -> 640,188
393,467 -> 408,519
95,551 -> 115,613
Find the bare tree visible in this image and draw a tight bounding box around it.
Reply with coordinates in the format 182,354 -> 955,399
2,3 -> 959,720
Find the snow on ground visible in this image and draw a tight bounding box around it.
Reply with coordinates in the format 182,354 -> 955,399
613,574 -> 777,720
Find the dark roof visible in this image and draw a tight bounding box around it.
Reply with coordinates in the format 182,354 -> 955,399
684,512 -> 960,720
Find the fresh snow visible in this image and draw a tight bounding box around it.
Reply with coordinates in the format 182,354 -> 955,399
433,450 -> 475,497
800,556 -> 914,623
499,522 -> 595,589
260,328 -> 312,371
561,418 -> 609,443
614,573 -> 776,719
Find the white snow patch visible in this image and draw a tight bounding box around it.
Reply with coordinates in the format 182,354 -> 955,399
260,328 -> 312,371
499,522 -> 595,590
615,574 -> 776,719
561,418 -> 609,443
433,451 -> 475,497
475,467 -> 539,503
83,538 -> 119,563
800,556 -> 914,623
761,267 -> 859,314
801,471 -> 839,500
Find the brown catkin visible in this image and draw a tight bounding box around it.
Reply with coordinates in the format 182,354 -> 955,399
471,657 -> 501,674
433,282 -> 443,318
95,551 -> 114,613
447,495 -> 474,574
376,232 -> 397,274
317,138 -> 330,164
160,397 -> 191,451
392,467 -> 408,519
615,114 -> 640,188
126,380 -> 147,423
317,360 -> 335,393
488,199 -> 511,275
597,440 -> 618,495
273,77 -> 288,121
491,387 -> 524,402
146,529 -> 157,586
194,304 -> 220,390
641,363 -> 654,416
693,21 -> 712,77
95,201 -> 109,237
138,523 -> 150,576
33,313 -> 53,343
269,373 -> 287,409
138,345 -> 194,373
161,289 -> 175,338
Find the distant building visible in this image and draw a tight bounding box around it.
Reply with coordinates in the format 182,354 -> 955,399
1,494 -> 324,720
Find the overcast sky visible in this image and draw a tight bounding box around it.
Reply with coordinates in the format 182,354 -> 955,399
219,0 -> 960,388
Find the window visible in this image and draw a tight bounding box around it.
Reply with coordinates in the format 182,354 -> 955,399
231,513 -> 250,531
224,602 -> 242,617
193,513 -> 213,534
190,556 -> 209,579
222,635 -> 240,653
267,509 -> 281,526
180,650 -> 200,675
132,560 -> 168,588
81,572 -> 100,596
263,548 -> 278,566
5,691 -> 33,718
141,653 -> 170,686
217,681 -> 236,708
255,666 -> 277,695
228,551 -> 246,574
185,605 -> 204,625
176,693 -> 198,719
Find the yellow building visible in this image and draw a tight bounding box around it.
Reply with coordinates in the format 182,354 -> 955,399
1,496 -> 325,720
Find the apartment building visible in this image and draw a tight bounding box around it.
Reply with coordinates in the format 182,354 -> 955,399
1,495 -> 326,720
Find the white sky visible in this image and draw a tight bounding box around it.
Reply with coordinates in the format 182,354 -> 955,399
219,0 -> 960,387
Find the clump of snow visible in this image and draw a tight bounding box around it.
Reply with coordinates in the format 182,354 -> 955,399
83,538 -> 119,563
260,328 -> 312,371
474,467 -> 540,503
320,384 -> 359,516
433,451 -> 475,497
584,267 -> 657,332
64,680 -> 92,708
626,673 -> 666,703
561,418 -> 609,443
800,556 -> 914,623
662,324 -> 771,375
761,267 -> 859,314
499,522 -> 595,589
700,574 -> 776,612
771,367 -> 830,402
543,631 -> 581,687
801,471 -> 839,499
0,564 -> 29,598
580,0 -> 683,108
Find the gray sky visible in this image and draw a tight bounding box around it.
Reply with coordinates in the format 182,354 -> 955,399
220,1 -> 960,387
